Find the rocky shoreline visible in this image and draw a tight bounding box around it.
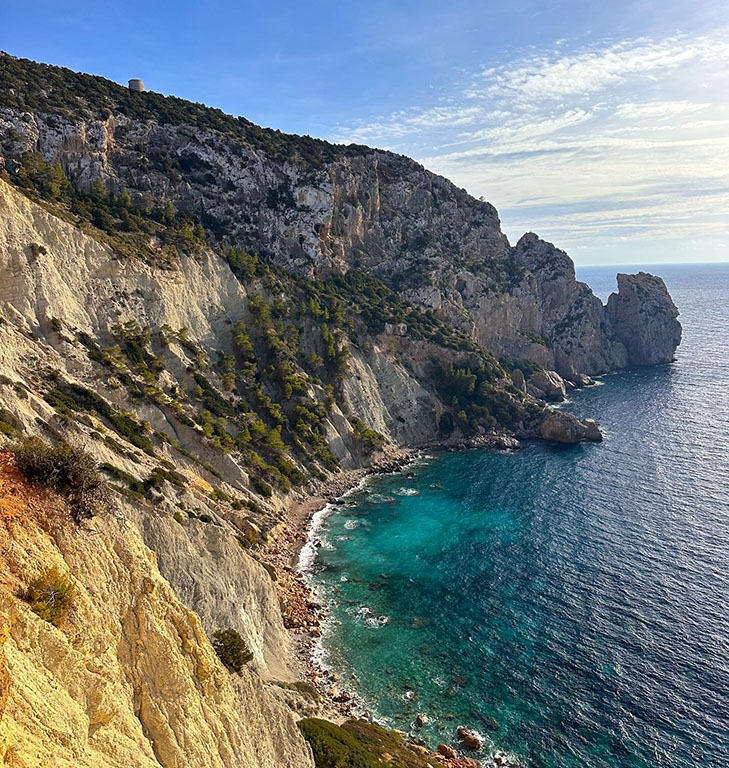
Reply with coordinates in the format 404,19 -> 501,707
259,444 -> 520,768
261,447 -> 416,691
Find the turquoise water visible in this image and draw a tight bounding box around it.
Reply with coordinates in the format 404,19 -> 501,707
303,263 -> 729,767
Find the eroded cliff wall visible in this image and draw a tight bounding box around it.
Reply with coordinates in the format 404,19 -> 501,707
0,53 -> 681,380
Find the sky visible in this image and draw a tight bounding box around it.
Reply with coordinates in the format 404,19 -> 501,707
3,0 -> 729,265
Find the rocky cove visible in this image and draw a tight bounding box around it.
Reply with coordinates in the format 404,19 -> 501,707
0,54 -> 683,768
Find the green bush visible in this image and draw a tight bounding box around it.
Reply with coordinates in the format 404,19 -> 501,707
212,628 -> 253,674
297,719 -> 381,768
13,437 -> 107,521
26,567 -> 76,626
300,718 -> 440,768
0,408 -> 22,438
275,679 -> 319,701
351,419 -> 385,452
249,474 -> 273,498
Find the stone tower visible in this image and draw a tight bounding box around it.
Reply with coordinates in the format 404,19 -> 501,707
128,79 -> 145,92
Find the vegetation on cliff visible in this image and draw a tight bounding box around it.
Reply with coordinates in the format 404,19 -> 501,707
0,51 -> 372,168
0,146 -> 531,502
11,436 -> 107,521
299,718 -> 443,768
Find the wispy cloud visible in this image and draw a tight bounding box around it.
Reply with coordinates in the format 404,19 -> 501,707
331,30 -> 729,263
338,105 -> 488,144
613,101 -> 710,121
469,35 -> 729,104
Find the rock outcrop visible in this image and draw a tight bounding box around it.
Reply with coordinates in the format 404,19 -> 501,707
0,53 -> 681,384
0,454 -> 314,768
526,370 -> 567,402
540,411 -> 603,444
606,273 -> 682,366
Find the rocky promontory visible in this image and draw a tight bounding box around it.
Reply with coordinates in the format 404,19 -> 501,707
606,272 -> 682,366
0,52 -> 685,768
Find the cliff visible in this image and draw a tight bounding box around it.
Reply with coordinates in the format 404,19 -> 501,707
0,52 -> 682,767
0,53 -> 680,383
606,273 -> 682,366
0,453 -> 314,768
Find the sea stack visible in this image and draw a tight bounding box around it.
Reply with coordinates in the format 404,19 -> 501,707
606,272 -> 682,365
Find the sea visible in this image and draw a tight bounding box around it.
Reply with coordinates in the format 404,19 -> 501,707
301,263 -> 729,768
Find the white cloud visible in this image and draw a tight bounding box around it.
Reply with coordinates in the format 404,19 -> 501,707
456,108 -> 594,144
334,105 -> 487,144
472,35 -> 729,105
329,29 -> 729,263
614,101 -> 710,120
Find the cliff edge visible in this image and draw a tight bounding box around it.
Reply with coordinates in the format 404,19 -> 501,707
606,273 -> 682,366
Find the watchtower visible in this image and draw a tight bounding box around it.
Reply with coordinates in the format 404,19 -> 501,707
128,79 -> 145,92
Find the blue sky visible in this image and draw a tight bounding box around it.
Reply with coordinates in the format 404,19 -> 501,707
3,0 -> 728,265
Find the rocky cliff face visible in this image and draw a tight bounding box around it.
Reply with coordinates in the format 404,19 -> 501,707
606,273 -> 682,366
0,53 -> 683,767
0,53 -> 680,383
0,453 -> 314,768
0,178 -> 323,767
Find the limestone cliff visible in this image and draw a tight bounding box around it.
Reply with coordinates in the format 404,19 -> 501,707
0,453 -> 314,768
606,273 -> 682,366
0,53 -> 680,383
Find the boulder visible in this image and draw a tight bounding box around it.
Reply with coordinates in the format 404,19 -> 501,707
527,370 -> 567,402
437,744 -> 457,759
567,372 -> 594,387
540,411 -> 603,443
415,712 -> 429,727
456,727 -> 483,750
606,272 -> 682,365
408,744 -> 430,755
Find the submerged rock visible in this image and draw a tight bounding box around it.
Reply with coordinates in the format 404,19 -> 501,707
541,411 -> 602,443
606,272 -> 682,365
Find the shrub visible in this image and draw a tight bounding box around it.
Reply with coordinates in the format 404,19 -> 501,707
0,408 -> 22,438
350,419 -> 385,452
297,719 -> 381,768
212,628 -> 253,673
28,242 -> 48,259
13,437 -> 107,521
249,474 -> 273,498
274,679 -> 319,700
300,718 -> 439,768
26,567 -> 75,626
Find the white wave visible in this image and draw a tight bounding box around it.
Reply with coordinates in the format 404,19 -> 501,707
356,605 -> 390,628
367,492 -> 397,503
298,502 -> 336,575
394,487 -> 420,496
298,475 -> 373,577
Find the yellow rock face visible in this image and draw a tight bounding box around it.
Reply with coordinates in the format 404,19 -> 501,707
0,454 -> 313,768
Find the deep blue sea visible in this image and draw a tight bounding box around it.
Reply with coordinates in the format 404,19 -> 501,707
302,263 -> 729,768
